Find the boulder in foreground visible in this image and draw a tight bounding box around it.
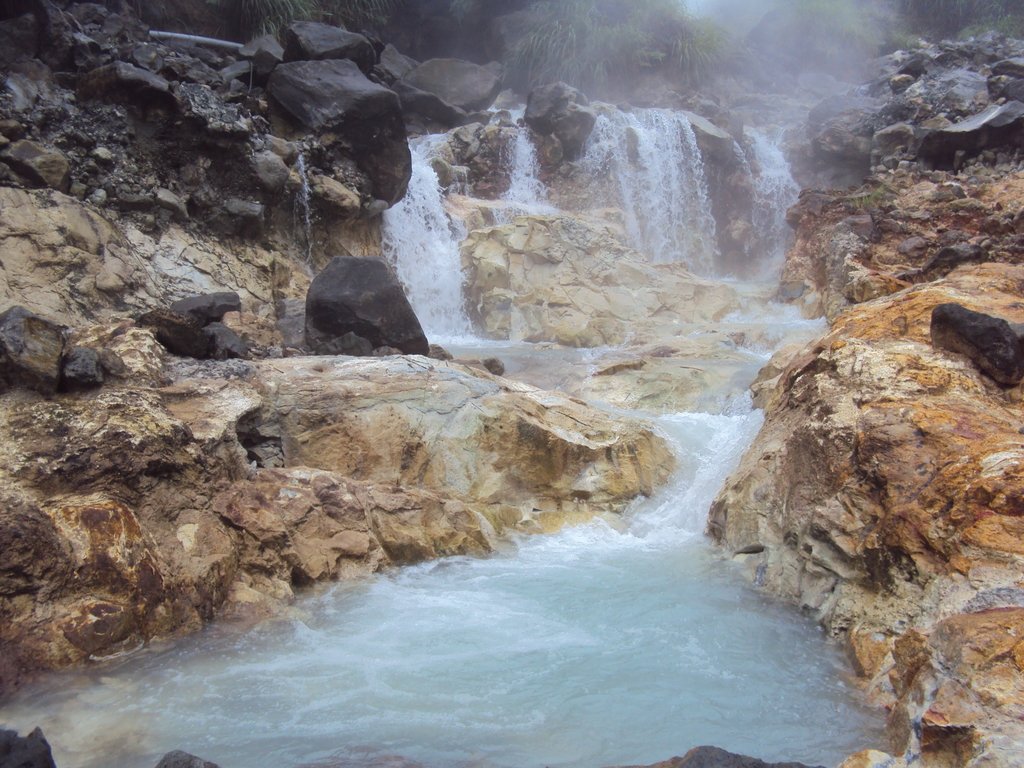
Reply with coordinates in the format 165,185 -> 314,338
305,256 -> 429,356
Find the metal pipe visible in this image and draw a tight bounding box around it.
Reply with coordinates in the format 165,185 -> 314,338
149,30 -> 244,52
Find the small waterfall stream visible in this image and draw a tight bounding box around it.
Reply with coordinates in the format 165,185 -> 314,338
497,119 -> 558,222
748,129 -> 801,268
582,110 -> 718,272
382,136 -> 474,342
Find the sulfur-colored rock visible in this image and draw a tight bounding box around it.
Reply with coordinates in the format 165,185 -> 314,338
248,356 -> 674,532
461,215 -> 741,346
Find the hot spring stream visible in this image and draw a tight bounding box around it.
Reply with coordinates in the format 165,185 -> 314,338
0,338 -> 883,768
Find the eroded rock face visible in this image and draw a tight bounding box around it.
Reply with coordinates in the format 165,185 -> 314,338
461,215 -> 741,346
0,345 -> 671,691
246,356 -> 674,532
709,264 -> 1024,767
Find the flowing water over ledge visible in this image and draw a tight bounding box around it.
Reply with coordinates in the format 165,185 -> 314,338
0,353 -> 883,768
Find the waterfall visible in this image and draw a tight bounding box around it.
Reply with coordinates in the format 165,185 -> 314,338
581,110 -> 718,273
383,136 -> 473,342
747,129 -> 800,268
294,153 -> 313,264
497,123 -> 558,223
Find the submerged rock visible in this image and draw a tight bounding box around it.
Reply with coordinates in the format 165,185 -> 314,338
627,746 -> 823,768
304,255 -> 428,356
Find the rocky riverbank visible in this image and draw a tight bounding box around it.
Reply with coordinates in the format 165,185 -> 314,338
711,35 -> 1024,768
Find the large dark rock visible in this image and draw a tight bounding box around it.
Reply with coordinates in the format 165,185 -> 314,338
807,94 -> 882,173
524,82 -> 597,160
931,303 -> 1024,386
267,59 -> 411,204
137,308 -> 210,359
401,58 -> 503,112
203,323 -> 250,360
239,34 -> 284,78
376,43 -> 418,84
77,61 -> 174,109
0,727 -> 57,768
305,256 -> 428,356
0,306 -> 66,395
918,101 -> 1024,168
920,243 -> 986,277
281,21 -> 375,73
393,80 -> 467,128
627,746 -> 822,768
0,13 -> 39,69
153,751 -> 220,768
170,292 -> 242,326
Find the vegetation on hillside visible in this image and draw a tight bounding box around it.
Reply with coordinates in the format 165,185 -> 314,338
899,0 -> 1024,38
498,0 -> 726,90
211,0 -> 401,38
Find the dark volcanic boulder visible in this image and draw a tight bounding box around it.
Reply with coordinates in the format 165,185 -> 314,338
918,101 -> 1024,168
393,80 -> 467,128
807,94 -> 882,173
137,308 -> 210,359
267,59 -> 411,204
0,727 -> 57,768
77,61 -> 174,108
376,43 -> 418,84
239,34 -> 284,78
281,21 -> 375,73
170,292 -> 242,326
203,323 -> 250,360
0,306 -> 66,395
305,256 -> 428,356
993,58 -> 1024,79
524,82 -> 597,160
0,13 -> 39,68
931,303 -> 1024,386
401,58 -> 503,112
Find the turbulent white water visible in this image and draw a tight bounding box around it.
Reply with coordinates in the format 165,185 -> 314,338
383,136 -> 474,342
497,124 -> 558,223
747,129 -> 801,271
582,110 -> 718,272
0,355 -> 881,768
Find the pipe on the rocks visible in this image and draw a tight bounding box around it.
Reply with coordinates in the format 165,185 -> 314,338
149,30 -> 244,52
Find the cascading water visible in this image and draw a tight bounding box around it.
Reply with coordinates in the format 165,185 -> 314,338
747,129 -> 801,268
293,153 -> 313,265
582,110 -> 718,273
497,119 -> 557,223
383,136 -> 474,342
